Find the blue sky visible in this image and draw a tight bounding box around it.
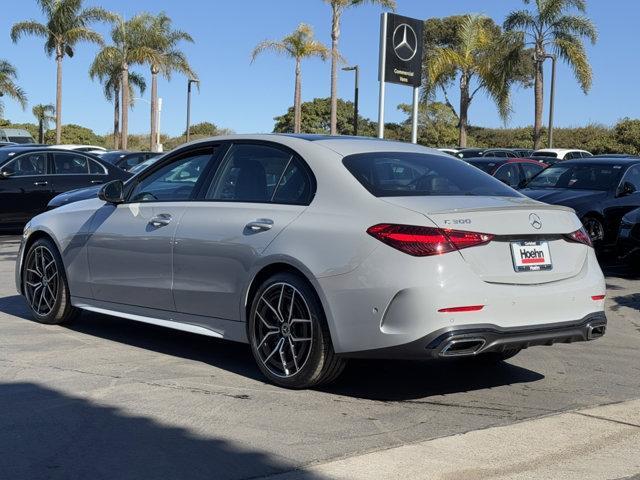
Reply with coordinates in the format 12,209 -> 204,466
0,0 -> 636,136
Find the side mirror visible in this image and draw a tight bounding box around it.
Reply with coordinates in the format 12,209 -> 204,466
617,181 -> 636,198
98,180 -> 124,204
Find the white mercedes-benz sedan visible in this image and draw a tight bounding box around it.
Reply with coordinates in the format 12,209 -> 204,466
15,135 -> 607,388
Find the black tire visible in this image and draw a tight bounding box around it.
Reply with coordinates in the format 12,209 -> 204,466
582,215 -> 605,247
22,238 -> 79,325
248,272 -> 346,389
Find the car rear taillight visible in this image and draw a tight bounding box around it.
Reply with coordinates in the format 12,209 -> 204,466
366,224 -> 493,257
564,227 -> 593,247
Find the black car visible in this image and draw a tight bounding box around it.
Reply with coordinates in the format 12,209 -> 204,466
0,142 -> 17,148
455,148 -> 486,159
618,207 -> 640,268
99,150 -> 158,172
481,148 -> 519,158
520,157 -> 640,247
0,146 -> 130,229
466,157 -> 548,188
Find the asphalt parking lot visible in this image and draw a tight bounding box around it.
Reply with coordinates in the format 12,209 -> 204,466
0,235 -> 639,479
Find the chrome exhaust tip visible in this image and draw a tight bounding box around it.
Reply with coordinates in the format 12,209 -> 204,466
587,324 -> 606,340
440,338 -> 486,357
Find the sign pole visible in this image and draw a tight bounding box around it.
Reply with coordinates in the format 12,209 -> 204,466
377,13 -> 388,139
411,86 -> 419,144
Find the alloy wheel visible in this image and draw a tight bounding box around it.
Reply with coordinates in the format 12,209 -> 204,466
252,282 -> 314,378
24,245 -> 59,317
583,217 -> 605,243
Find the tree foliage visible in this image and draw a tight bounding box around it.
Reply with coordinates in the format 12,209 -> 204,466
0,60 -> 27,117
44,123 -> 105,145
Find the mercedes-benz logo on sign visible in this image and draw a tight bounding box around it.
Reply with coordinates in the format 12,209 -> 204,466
392,24 -> 418,61
529,213 -> 542,230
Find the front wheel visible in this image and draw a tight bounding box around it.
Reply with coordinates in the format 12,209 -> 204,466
248,273 -> 345,389
582,215 -> 605,246
23,238 -> 79,325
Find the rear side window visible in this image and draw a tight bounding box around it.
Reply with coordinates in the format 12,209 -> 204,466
343,152 -> 521,197
53,152 -> 90,174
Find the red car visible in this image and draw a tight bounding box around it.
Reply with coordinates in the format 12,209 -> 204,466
465,157 -> 549,188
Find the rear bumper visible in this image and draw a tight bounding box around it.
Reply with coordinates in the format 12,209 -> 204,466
340,312 -> 607,359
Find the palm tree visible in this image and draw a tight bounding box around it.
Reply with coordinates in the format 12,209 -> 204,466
252,23 -> 329,134
90,56 -> 146,149
428,15 -> 521,147
324,0 -> 395,135
32,104 -> 55,143
504,0 -> 597,148
92,15 -> 155,149
11,0 -> 114,144
0,60 -> 27,117
139,12 -> 195,152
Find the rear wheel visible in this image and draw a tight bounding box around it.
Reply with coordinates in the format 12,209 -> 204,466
248,272 -> 345,389
582,215 -> 605,246
23,238 -> 79,325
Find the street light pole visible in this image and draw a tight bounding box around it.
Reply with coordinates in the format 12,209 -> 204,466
342,66 -> 359,136
546,54 -> 557,149
186,79 -> 199,143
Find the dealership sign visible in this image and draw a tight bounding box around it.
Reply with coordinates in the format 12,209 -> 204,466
380,13 -> 424,87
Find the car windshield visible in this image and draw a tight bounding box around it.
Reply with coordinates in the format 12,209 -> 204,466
531,151 -> 558,158
343,152 -> 521,197
525,164 -> 623,190
7,136 -> 34,144
467,160 -> 500,174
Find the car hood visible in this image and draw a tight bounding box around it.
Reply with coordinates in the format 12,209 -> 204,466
519,188 -> 607,207
48,185 -> 102,208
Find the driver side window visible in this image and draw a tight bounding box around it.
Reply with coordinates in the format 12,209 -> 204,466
129,149 -> 213,202
621,165 -> 640,193
2,153 -> 47,176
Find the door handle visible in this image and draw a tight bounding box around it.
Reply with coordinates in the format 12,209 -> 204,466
33,181 -> 48,186
90,180 -> 104,184
245,218 -> 274,232
149,213 -> 172,227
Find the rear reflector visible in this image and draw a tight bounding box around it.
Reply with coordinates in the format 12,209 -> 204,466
367,224 -> 493,257
564,227 -> 593,247
438,305 -> 484,313
591,295 -> 606,301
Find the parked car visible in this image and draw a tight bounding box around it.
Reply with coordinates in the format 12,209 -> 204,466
16,134 -> 606,389
530,149 -> 592,160
47,154 -> 162,209
456,148 -> 486,158
0,128 -> 36,144
617,208 -> 640,269
520,157 -> 640,247
466,157 -> 548,188
437,148 -> 459,156
481,148 -> 519,158
98,150 -> 158,172
0,146 -> 130,229
0,142 -> 17,148
55,144 -> 108,154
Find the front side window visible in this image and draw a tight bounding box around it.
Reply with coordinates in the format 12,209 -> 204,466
53,152 -> 91,174
129,150 -> 213,202
206,144 -> 292,203
620,165 -> 640,193
1,152 -> 47,176
526,164 -> 623,190
343,152 -> 521,197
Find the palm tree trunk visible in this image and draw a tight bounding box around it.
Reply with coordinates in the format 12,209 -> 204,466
121,65 -> 129,150
458,73 -> 470,148
38,120 -> 44,144
533,59 -> 544,150
329,4 -> 340,135
55,49 -> 63,144
113,85 -> 120,150
294,59 -> 302,134
150,68 -> 158,152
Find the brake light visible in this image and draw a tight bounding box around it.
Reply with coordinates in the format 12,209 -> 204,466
438,305 -> 484,313
591,295 -> 606,301
564,227 -> 593,247
366,224 -> 493,257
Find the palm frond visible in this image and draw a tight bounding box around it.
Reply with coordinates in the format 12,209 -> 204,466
553,35 -> 592,92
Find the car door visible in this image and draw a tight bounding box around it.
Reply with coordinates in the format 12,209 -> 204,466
0,151 -> 52,226
604,164 -> 640,235
86,146 -> 217,310
172,142 -> 314,321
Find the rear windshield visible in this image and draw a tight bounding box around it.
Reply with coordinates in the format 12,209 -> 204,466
531,151 -> 558,158
8,136 -> 34,144
526,164 -> 623,190
343,152 -> 521,197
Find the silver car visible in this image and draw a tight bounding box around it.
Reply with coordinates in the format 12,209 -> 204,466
15,135 -> 607,388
